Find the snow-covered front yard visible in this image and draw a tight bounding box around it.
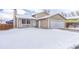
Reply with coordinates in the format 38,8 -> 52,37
0,28 -> 79,49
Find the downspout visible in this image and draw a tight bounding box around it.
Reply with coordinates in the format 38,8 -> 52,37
48,18 -> 50,29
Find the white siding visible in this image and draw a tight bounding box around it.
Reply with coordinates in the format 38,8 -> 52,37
17,18 -> 37,28
31,20 -> 37,27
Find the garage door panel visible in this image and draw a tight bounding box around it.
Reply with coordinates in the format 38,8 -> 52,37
51,21 -> 65,29
40,20 -> 48,28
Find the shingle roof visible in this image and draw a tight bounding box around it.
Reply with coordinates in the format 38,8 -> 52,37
32,11 -> 49,16
38,14 -> 66,20
16,14 -> 36,19
16,13 -> 66,20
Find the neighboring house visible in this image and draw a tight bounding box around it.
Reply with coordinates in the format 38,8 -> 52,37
16,15 -> 36,28
37,14 -> 66,29
65,16 -> 79,28
6,20 -> 13,24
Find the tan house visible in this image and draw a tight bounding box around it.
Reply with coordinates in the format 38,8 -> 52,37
15,12 -> 49,28
15,12 -> 66,29
37,14 -> 66,29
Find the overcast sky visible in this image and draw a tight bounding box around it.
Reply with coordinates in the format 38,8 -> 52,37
0,9 -> 44,19
0,9 -> 27,19
0,9 -> 78,20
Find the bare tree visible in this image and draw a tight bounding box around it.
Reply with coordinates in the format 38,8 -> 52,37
71,12 -> 75,16
0,16 -> 3,24
61,12 -> 65,16
76,11 -> 79,16
43,9 -> 50,13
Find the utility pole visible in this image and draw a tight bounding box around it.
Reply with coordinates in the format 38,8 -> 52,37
13,9 -> 17,28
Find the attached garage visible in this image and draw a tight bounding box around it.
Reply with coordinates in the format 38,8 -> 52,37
50,21 -> 65,29
38,14 -> 66,29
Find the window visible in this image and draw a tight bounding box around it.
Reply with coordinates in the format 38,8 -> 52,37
22,19 -> 30,24
22,19 -> 26,24
27,19 -> 30,24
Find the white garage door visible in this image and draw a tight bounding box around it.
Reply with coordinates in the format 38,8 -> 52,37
51,21 -> 65,29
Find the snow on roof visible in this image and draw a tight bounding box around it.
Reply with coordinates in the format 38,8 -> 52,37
16,14 -> 36,19
66,16 -> 79,19
16,13 -> 66,20
32,11 -> 49,16
38,13 -> 65,19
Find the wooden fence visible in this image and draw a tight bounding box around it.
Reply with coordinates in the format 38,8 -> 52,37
0,24 -> 13,30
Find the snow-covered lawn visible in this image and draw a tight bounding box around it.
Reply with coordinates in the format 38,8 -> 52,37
0,28 -> 79,49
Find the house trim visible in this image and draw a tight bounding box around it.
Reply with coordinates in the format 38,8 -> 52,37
16,18 -> 18,28
48,19 -> 50,29
39,21 -> 40,28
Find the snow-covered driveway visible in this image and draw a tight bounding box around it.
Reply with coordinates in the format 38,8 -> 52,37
0,28 -> 79,49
